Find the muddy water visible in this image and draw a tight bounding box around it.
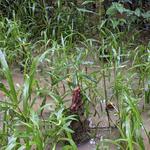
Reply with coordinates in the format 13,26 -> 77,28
55,126 -> 120,150
56,142 -> 96,150
0,68 -> 150,149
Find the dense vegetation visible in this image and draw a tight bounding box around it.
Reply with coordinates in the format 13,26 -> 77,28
0,0 -> 150,149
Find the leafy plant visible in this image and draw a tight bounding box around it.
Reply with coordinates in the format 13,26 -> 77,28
106,2 -> 150,29
0,50 -> 77,149
0,16 -> 31,65
117,74 -> 144,149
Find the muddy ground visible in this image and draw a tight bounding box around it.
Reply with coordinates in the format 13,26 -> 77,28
0,67 -> 150,149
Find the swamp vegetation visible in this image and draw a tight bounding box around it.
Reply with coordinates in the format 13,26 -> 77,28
0,0 -> 150,149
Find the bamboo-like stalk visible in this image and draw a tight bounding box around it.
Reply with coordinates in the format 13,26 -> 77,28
102,59 -> 111,128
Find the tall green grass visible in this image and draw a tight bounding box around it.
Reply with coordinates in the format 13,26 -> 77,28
0,50 -> 77,149
0,1 -> 150,149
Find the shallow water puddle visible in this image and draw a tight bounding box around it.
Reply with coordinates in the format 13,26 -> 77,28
0,69 -> 150,149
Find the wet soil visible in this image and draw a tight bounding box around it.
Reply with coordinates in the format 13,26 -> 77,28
0,67 -> 150,149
